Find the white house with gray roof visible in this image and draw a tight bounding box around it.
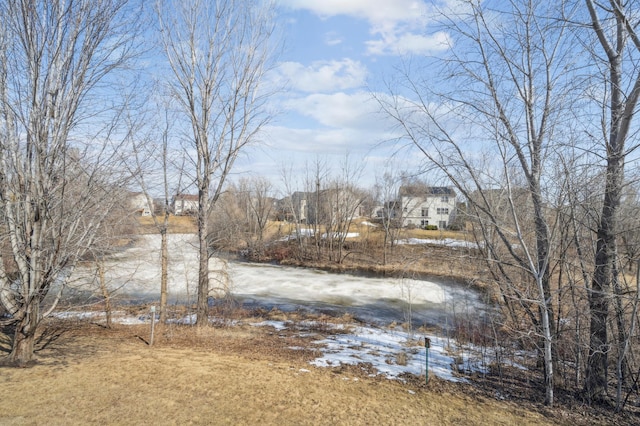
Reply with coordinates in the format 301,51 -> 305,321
398,186 -> 456,229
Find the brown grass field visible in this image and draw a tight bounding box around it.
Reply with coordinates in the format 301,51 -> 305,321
136,215 -> 198,234
0,316 -> 622,426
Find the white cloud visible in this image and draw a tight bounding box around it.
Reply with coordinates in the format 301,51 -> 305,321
278,0 -> 427,25
279,0 -> 458,56
285,91 -> 383,129
324,31 -> 343,46
275,59 -> 367,92
366,30 -> 451,56
265,126 -> 361,152
263,91 -> 402,156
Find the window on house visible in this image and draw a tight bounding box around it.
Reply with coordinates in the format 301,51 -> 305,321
421,219 -> 429,227
439,220 -> 447,229
441,196 -> 449,203
421,208 -> 428,217
437,208 -> 449,215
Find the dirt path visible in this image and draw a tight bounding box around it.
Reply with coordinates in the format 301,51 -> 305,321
0,322 -> 558,426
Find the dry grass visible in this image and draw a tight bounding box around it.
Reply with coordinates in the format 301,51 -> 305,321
0,319 -> 567,426
264,219 -> 471,242
136,215 -> 197,234
0,318 -> 628,424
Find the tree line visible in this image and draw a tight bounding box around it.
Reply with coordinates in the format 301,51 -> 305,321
376,0 -> 640,409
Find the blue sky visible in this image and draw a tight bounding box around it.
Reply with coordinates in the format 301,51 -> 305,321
233,0 -> 453,192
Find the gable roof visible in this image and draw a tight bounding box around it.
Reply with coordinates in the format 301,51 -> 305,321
399,185 -> 455,197
174,193 -> 199,201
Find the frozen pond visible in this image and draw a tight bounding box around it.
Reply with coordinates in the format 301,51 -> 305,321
72,234 -> 486,327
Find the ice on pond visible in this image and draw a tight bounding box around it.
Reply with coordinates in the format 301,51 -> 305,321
71,234 -> 485,326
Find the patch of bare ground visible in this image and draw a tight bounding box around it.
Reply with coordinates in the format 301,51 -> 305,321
0,314 -> 631,426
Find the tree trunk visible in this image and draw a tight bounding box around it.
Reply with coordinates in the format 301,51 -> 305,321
587,168 -> 621,401
98,261 -> 112,328
587,242 -> 611,402
159,227 -> 169,323
613,258 -> 629,408
10,303 -> 39,366
196,187 -> 210,327
539,293 -> 554,406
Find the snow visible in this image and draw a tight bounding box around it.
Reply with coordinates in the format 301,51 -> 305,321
277,229 -> 360,241
250,320 -> 289,331
71,233 -> 484,327
53,233 -> 503,385
52,311 -> 102,320
277,228 -> 315,241
242,319 -> 497,382
309,325 -> 471,382
231,262 -> 449,306
51,309 -> 508,384
321,232 -> 359,239
51,310 -> 148,325
359,221 -> 377,227
396,238 -> 481,249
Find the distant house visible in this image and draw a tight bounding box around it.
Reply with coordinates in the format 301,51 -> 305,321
276,191 -> 309,223
172,193 -> 199,216
466,187 -> 531,230
128,192 -> 152,216
397,186 -> 457,229
276,188 -> 363,225
307,187 -> 363,226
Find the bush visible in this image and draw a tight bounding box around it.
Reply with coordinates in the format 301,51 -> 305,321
423,225 -> 438,230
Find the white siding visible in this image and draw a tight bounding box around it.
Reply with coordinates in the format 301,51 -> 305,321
401,194 -> 456,228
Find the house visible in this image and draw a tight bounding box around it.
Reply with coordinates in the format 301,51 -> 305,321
465,187 -> 532,230
128,192 -> 152,216
276,191 -> 309,222
307,188 -> 361,226
276,188 -> 363,225
172,193 -> 199,216
397,185 -> 457,229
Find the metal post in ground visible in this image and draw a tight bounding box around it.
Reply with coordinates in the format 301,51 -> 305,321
425,337 -> 431,384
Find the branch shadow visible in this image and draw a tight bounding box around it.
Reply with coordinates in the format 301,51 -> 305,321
0,324 -> 13,354
34,322 -> 72,353
134,335 -> 150,345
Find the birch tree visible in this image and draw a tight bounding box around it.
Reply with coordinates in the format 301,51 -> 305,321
0,0 -> 141,365
377,0 -> 576,405
130,105 -> 179,324
156,0 -> 278,326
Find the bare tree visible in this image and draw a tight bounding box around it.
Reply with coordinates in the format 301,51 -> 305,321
322,156 -> 364,264
582,0 -> 640,403
377,0 -> 577,405
374,170 -> 404,265
156,0 -> 279,326
239,176 -> 275,258
129,104 -> 181,324
278,165 -> 308,259
0,0 -> 141,365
